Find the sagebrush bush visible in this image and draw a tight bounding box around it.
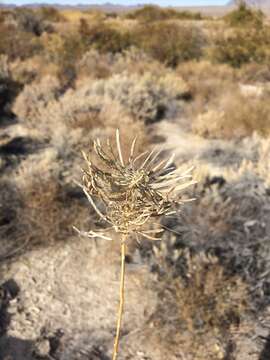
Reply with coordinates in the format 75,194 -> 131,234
10,55 -> 58,85
238,62 -> 270,83
79,18 -> 133,54
224,2 -> 264,28
112,47 -> 163,76
75,47 -> 171,82
151,245 -> 249,360
44,71 -> 184,126
177,60 -> 236,119
134,22 -> 205,67
76,49 -> 113,80
192,89 -> 270,139
0,23 -> 42,60
11,155 -> 89,249
209,26 -> 270,67
179,153 -> 270,305
12,75 -> 61,127
46,99 -> 149,163
84,72 -> 186,123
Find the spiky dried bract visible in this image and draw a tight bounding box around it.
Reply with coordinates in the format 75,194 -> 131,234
79,130 -> 195,241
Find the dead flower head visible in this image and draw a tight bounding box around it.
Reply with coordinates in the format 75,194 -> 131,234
75,130 -> 195,242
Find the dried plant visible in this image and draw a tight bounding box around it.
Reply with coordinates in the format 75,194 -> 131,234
75,130 -> 195,360
150,247 -> 249,360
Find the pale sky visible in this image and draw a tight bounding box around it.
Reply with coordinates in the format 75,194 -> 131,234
2,0 -> 229,6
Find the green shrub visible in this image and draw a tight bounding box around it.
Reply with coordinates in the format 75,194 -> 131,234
209,27 -> 270,68
38,6 -> 66,23
174,10 -> 203,20
224,1 -> 264,28
135,22 -> 205,67
125,5 -> 202,22
12,7 -> 53,36
79,19 -> 133,54
125,5 -> 169,22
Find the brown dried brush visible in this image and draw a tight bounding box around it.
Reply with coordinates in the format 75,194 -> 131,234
75,130 -> 195,360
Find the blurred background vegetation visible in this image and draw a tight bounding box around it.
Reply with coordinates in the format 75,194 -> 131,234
1,2 -> 270,359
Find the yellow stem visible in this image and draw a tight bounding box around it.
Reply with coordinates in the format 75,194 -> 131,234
112,236 -> 127,360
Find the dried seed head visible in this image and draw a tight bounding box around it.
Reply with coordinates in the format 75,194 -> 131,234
76,130 -> 195,241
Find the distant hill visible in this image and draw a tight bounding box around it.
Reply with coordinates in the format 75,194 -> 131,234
0,2 -> 144,12
0,2 -> 231,16
2,1 -> 269,16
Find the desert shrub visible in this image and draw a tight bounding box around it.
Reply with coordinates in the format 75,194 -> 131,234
79,19 -> 133,54
37,6 -> 66,23
106,12 -> 118,19
83,103 -> 149,159
7,156 -> 90,251
125,5 -> 202,22
45,97 -> 149,161
10,56 -> 46,84
238,63 -> 270,83
76,49 -> 113,80
177,156 -> 270,307
55,33 -> 85,83
150,245 -> 249,360
174,10 -> 203,20
12,75 -> 61,127
0,23 -> 42,60
112,47 -> 162,75
41,32 -> 85,84
14,62 -> 186,131
76,72 -> 187,123
125,5 -> 169,22
192,90 -> 270,139
12,7 -> 53,36
209,26 -> 270,68
76,47 -> 168,82
177,61 -> 236,118
134,22 -> 205,67
41,33 -> 65,64
224,1 -> 264,28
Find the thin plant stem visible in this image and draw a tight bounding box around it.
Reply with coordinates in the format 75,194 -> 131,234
112,235 -> 127,360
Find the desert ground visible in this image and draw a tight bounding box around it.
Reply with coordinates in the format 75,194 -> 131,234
1,3 -> 270,359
